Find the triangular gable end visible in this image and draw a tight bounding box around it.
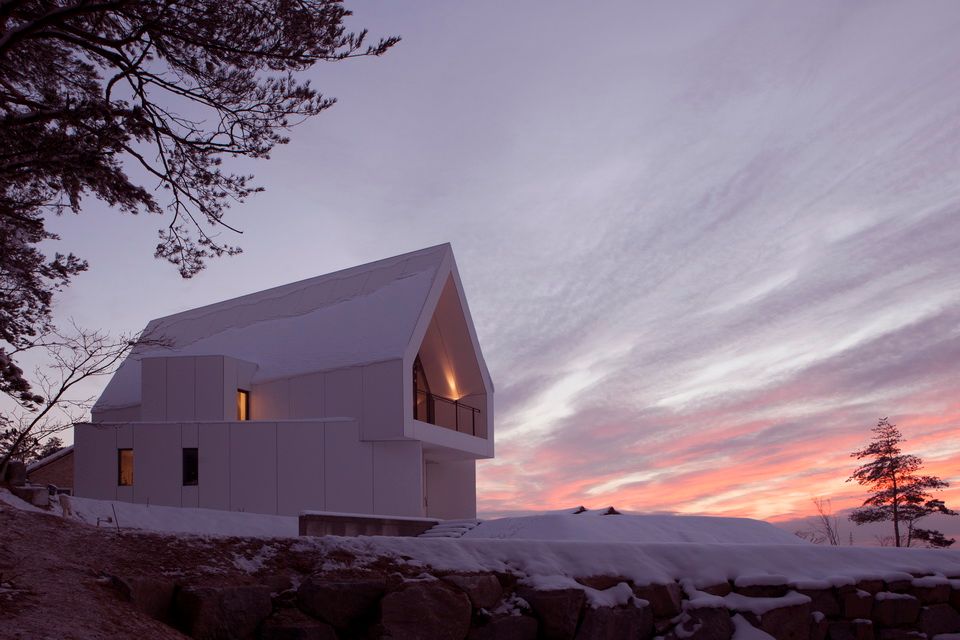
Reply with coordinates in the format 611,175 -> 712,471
403,248 -> 493,446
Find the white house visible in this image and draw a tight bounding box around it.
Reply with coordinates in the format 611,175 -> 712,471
73,244 -> 493,520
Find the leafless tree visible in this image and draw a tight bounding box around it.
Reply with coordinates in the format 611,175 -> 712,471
0,323 -> 166,478
795,497 -> 842,545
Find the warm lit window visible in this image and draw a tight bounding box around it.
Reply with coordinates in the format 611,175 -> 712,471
237,389 -> 250,421
182,448 -> 199,486
118,448 -> 134,486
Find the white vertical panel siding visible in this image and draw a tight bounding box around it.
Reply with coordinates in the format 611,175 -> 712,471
289,372 -> 325,419
373,441 -> 423,517
362,360 -> 405,440
140,358 -> 167,421
132,423 -> 182,506
198,422 -> 230,510
194,356 -> 224,420
324,421 -> 373,513
165,357 -> 196,421
229,421 -> 277,514
276,421 -> 325,515
425,459 -> 476,520
251,379 -> 290,420
73,423 -> 119,500
323,367 -> 362,419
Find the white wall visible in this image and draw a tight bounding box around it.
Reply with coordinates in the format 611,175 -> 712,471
425,459 -> 477,520
73,418 -> 424,518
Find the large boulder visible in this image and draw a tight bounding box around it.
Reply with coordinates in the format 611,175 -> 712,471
911,580 -> 951,605
259,609 -> 338,640
826,619 -> 873,640
379,581 -> 472,640
873,592 -> 920,626
175,585 -> 273,640
443,574 -> 503,610
797,588 -> 840,618
840,588 -> 872,619
667,607 -> 734,640
918,603 -> 960,637
111,575 -> 176,622
575,603 -> 653,640
740,600 -> 811,640
467,615 -> 538,640
296,575 -> 385,630
517,588 -> 585,640
632,582 -> 682,618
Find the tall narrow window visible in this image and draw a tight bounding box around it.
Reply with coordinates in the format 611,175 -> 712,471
118,448 -> 134,486
182,448 -> 199,486
237,389 -> 250,421
413,356 -> 433,423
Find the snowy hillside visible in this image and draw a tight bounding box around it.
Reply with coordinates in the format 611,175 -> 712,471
464,508 -> 806,544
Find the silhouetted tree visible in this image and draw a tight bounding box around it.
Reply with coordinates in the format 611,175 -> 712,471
795,497 -> 843,545
0,325 -> 165,478
848,417 -> 956,548
0,0 -> 398,408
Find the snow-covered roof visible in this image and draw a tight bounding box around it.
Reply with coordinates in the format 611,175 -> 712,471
26,445 -> 74,473
95,244 -> 462,412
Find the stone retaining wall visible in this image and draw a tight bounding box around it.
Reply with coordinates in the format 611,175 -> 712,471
110,567 -> 960,639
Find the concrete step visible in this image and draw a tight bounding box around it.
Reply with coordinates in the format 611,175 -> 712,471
418,519 -> 482,539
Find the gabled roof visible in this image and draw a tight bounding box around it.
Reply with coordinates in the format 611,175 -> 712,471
95,244 -> 470,412
26,445 -> 74,473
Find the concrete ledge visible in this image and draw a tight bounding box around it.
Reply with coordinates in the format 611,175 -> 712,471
299,511 -> 439,537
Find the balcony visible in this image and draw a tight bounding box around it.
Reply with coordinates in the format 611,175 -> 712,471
415,389 -> 481,437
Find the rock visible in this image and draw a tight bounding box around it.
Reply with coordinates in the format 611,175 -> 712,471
855,580 -> 885,595
443,574 -> 503,609
700,583 -> 732,597
259,609 -> 338,640
952,585 -> 960,610
798,588 -> 840,618
913,583 -> 951,605
841,589 -> 873,619
873,593 -> 920,626
886,579 -> 913,594
667,607 -> 734,640
575,603 -> 653,640
517,588 -> 585,640
175,585 -> 273,640
741,601 -> 811,640
632,582 -> 682,618
296,576 -> 385,630
877,630 -> 925,640
575,575 -> 630,591
380,581 -> 471,640
918,603 -> 960,636
826,619 -> 873,640
467,615 -> 538,640
735,582 -> 790,599
111,575 -> 176,622
810,613 -> 828,640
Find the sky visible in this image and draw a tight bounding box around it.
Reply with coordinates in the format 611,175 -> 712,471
37,1 -> 960,536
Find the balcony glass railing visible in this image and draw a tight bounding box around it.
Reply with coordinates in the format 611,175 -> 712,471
414,389 -> 481,436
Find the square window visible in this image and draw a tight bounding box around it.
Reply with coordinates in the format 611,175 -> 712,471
237,389 -> 250,421
118,448 -> 134,486
182,448 -> 198,486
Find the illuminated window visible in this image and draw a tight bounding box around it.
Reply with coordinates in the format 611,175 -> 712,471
182,448 -> 198,486
118,448 -> 134,486
237,389 -> 250,421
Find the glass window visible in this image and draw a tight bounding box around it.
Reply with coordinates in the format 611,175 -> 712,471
237,389 -> 250,421
118,448 -> 134,486
182,448 -> 199,486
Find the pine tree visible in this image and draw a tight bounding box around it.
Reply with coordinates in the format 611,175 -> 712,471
848,418 -> 956,548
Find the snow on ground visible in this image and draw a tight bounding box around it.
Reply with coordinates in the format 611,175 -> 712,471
10,492 -> 959,588
464,508 -> 805,544
60,495 -> 298,537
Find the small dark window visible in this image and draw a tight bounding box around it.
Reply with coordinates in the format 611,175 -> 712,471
237,389 -> 250,421
182,448 -> 199,486
118,448 -> 134,486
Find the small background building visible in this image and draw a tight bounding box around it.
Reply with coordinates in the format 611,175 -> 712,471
26,446 -> 74,493
73,244 -> 494,519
